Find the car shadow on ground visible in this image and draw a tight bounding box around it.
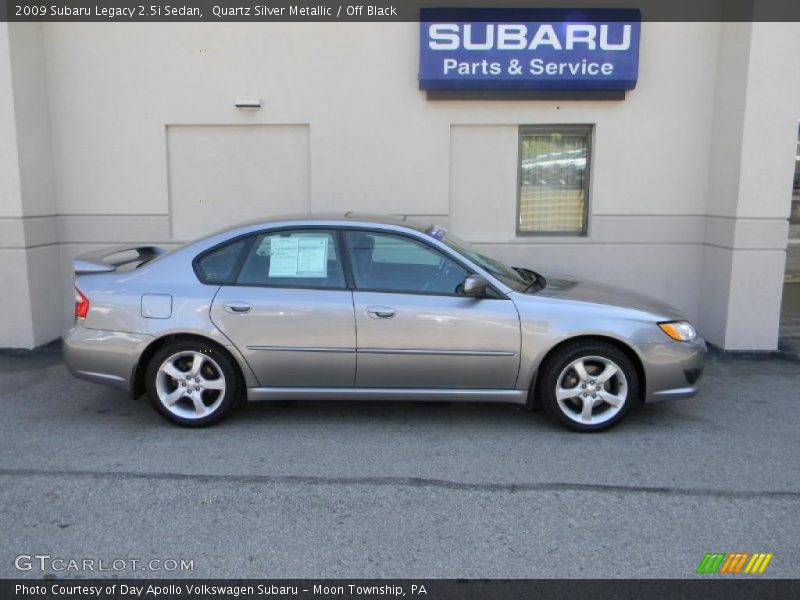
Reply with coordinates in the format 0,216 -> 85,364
1,344 -> 714,437
88,385 -> 691,436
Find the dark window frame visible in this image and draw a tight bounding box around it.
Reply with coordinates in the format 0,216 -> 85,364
193,225 -> 507,299
192,226 -> 349,292
516,124 -> 593,237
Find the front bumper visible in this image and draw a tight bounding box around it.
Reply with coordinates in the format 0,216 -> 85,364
637,337 -> 707,403
63,324 -> 153,393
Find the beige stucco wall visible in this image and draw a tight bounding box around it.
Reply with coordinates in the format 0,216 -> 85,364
1,21 -> 798,350
700,22 -> 800,349
0,22 -> 61,348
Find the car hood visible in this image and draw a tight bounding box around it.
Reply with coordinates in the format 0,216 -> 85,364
531,272 -> 686,321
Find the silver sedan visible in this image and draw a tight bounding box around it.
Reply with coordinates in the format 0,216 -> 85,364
64,214 -> 706,431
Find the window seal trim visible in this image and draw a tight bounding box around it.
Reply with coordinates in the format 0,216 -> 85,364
193,223 -> 510,299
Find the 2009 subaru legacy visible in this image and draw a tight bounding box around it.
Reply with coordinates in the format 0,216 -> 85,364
64,214 -> 706,431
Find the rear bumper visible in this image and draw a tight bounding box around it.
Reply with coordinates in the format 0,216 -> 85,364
63,324 -> 152,393
637,337 -> 707,403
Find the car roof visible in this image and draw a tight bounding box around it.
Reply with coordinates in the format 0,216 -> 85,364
206,212 -> 432,238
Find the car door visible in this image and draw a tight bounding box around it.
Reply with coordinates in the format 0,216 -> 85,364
344,230 -> 521,389
207,228 -> 356,387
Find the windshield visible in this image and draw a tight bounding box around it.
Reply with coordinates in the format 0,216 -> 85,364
440,232 -> 533,293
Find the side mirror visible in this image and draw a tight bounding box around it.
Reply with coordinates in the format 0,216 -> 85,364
462,274 -> 488,298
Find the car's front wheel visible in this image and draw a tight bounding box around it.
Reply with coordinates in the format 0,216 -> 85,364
537,341 -> 639,432
145,341 -> 240,427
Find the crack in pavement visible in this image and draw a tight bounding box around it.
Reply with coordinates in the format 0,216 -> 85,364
1,467 -> 799,500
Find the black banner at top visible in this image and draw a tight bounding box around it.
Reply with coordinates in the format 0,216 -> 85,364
2,0 -> 800,22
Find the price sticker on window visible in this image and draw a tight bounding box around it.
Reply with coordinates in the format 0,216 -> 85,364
267,236 -> 328,278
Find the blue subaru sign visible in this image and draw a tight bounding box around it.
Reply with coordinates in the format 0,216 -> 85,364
419,8 -> 641,91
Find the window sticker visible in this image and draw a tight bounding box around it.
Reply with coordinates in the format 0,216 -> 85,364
268,238 -> 300,277
267,236 -> 329,278
297,238 -> 328,277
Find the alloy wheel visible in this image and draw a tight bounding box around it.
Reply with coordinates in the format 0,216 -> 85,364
554,355 -> 628,426
155,351 -> 226,420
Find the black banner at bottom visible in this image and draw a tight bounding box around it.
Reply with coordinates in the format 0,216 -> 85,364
3,579 -> 800,600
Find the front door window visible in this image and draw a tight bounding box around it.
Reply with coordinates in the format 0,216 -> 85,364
344,231 -> 467,295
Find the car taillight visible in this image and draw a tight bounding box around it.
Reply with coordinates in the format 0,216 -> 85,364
74,286 -> 90,319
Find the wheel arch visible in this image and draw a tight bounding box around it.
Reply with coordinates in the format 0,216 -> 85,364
526,334 -> 646,409
132,333 -> 250,400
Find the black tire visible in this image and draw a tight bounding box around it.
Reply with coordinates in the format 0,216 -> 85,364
145,340 -> 241,427
536,341 -> 639,432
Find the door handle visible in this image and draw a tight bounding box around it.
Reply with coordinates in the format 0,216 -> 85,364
366,306 -> 396,319
223,302 -> 252,314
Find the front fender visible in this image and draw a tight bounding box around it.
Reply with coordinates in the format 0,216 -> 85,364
512,294 -> 669,391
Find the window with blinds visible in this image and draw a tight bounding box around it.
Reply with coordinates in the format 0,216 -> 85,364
518,125 -> 592,235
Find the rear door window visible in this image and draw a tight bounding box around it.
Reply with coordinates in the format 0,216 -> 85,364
236,230 -> 345,289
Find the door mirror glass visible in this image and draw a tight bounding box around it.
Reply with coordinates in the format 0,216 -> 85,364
462,274 -> 488,297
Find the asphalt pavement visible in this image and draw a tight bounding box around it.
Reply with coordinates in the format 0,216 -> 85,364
1,344 -> 799,578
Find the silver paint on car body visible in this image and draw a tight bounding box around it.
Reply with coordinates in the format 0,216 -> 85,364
64,214 -> 706,407
350,290 -> 520,389
63,326 -> 153,390
210,286 -> 357,388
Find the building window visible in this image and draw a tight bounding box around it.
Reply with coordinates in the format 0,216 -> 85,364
517,125 -> 592,235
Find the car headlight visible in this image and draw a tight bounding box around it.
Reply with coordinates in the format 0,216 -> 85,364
658,321 -> 697,342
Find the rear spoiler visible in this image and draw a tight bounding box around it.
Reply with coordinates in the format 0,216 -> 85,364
73,245 -> 166,274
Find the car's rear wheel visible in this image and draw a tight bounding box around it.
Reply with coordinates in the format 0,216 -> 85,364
537,341 -> 638,432
145,341 -> 239,427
